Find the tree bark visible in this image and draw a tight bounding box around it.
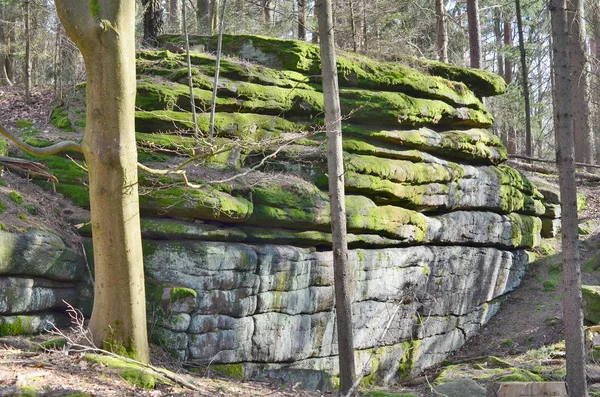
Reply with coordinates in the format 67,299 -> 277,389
567,0 -> 594,165
142,0 -> 163,47
261,0 -> 272,27
466,0 -> 481,68
316,0 -> 356,394
504,17 -> 512,83
435,0 -> 448,63
24,0 -> 31,102
494,9 -> 504,78
297,0 -> 306,40
168,0 -> 181,33
196,0 -> 212,34
549,0 -> 588,396
0,3 -> 13,86
54,0 -> 150,364
515,0 -> 532,157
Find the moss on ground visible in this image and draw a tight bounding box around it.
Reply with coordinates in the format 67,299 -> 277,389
50,106 -> 74,132
83,354 -> 170,389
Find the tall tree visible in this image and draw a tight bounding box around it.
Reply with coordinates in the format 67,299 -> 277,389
316,0 -> 356,394
54,0 -> 150,363
23,0 -> 31,101
298,0 -> 306,40
567,0 -> 593,164
549,0 -> 588,396
466,0 -> 481,68
168,0 -> 181,33
504,16 -> 512,84
0,2 -> 13,86
142,0 -> 164,47
515,0 -> 532,157
435,0 -> 448,62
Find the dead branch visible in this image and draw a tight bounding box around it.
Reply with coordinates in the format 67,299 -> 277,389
0,123 -> 82,156
509,154 -> 600,169
0,155 -> 58,182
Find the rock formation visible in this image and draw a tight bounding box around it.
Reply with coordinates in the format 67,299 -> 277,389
0,35 -> 548,386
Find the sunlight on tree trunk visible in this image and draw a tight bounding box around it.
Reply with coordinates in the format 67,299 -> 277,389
549,0 -> 588,395
515,0 -> 532,158
55,0 -> 150,363
467,0 -> 481,68
435,0 -> 448,63
316,0 -> 356,394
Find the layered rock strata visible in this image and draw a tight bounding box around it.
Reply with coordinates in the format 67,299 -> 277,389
8,35 -> 546,385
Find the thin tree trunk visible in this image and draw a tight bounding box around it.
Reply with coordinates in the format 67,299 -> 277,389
466,0 -> 481,68
591,1 -> 600,163
515,0 -> 532,157
24,0 -> 31,103
435,0 -> 448,62
0,4 -> 12,86
197,0 -> 211,34
316,0 -> 356,394
55,0 -> 150,364
208,0 -> 227,144
549,1 -> 588,396
168,0 -> 181,33
261,0 -> 272,26
504,17 -> 512,83
568,0 -> 594,164
361,0 -> 367,52
182,0 -> 199,145
348,0 -> 358,52
312,3 -> 319,44
494,9 -> 504,78
142,0 -> 163,47
298,0 -> 306,40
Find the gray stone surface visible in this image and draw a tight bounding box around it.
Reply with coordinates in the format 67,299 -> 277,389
0,277 -> 76,314
430,379 -> 487,397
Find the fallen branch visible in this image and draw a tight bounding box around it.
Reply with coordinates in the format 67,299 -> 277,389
0,155 -> 58,182
509,154 -> 600,169
0,123 -> 82,156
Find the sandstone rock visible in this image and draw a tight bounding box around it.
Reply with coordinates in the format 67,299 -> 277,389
0,277 -> 76,314
583,285 -> 600,323
430,379 -> 486,397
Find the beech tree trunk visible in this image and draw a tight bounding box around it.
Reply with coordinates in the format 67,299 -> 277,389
467,0 -> 481,68
55,0 -> 150,363
549,0 -> 588,395
435,0 -> 448,62
515,0 -> 532,157
316,0 -> 356,394
567,0 -> 594,165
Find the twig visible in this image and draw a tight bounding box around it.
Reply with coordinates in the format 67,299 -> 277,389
0,123 -> 82,156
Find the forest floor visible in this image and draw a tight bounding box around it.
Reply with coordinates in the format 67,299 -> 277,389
3,86 -> 600,396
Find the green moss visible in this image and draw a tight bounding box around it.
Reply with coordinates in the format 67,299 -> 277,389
17,213 -> 29,221
0,137 -> 7,156
140,185 -> 252,221
582,285 -> 600,323
0,316 -> 34,336
170,287 -> 197,303
363,392 -> 418,397
496,369 -> 544,382
421,59 -> 507,97
539,241 -> 556,256
9,190 -> 24,204
16,119 -> 34,129
0,199 -> 5,215
18,385 -> 38,397
397,340 -> 420,379
89,0 -> 100,18
36,337 -> 68,351
210,363 -> 244,379
50,106 -> 74,132
83,354 -> 163,389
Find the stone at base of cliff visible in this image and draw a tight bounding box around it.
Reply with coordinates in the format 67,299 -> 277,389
260,369 -> 334,392
582,285 -> 600,323
429,379 -> 486,397
0,313 -> 69,335
541,218 -> 561,238
487,382 -> 567,397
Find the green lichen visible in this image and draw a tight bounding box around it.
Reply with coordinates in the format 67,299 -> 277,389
0,199 -> 5,215
0,137 -> 7,156
397,340 -> 420,379
496,369 -> 544,382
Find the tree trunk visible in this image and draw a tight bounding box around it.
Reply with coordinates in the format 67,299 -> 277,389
515,0 -> 532,157
504,17 -> 512,83
494,9 -> 504,78
591,1 -> 600,163
297,0 -> 306,40
348,0 -> 358,52
466,0 -> 481,68
435,0 -> 448,62
549,1 -> 588,396
168,0 -> 181,33
568,0 -> 594,165
55,0 -> 150,364
142,0 -> 163,47
0,3 -> 12,86
262,0 -> 272,26
196,0 -> 211,34
24,0 -> 31,103
316,0 -> 356,394
312,4 -> 320,44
